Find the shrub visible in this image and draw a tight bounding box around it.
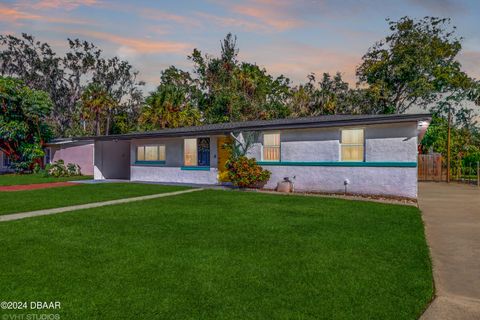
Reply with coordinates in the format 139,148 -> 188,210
44,159 -> 82,177
225,156 -> 271,188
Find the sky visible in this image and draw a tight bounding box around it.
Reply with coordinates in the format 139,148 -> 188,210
1,0 -> 479,93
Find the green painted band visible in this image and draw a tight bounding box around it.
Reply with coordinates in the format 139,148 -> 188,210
181,166 -> 211,171
134,161 -> 166,166
256,161 -> 417,168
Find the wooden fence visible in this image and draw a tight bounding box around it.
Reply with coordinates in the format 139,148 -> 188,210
418,154 -> 480,186
418,154 -> 444,181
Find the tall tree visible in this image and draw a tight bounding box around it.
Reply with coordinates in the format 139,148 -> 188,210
0,34 -> 143,136
79,83 -> 115,136
357,17 -> 475,114
0,77 -> 53,171
188,33 -> 291,123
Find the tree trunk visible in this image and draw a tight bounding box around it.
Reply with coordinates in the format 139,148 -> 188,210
95,112 -> 101,136
105,112 -> 110,136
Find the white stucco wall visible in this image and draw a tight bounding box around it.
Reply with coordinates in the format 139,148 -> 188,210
130,136 -> 219,168
247,123 -> 418,162
262,165 -> 417,198
93,121 -> 420,198
244,122 -> 419,198
131,166 -> 219,184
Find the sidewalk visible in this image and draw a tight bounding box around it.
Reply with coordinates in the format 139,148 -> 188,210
0,188 -> 203,222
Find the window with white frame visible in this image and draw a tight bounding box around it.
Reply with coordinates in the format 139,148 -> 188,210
263,133 -> 280,161
136,145 -> 165,162
184,138 -> 197,166
341,129 -> 364,161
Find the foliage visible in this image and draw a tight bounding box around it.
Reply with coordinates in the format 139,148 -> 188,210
225,155 -> 271,188
139,68 -> 201,130
79,83 -> 116,135
189,33 -> 292,123
0,76 -> 53,171
357,17 -> 476,114
44,159 -> 81,177
421,114 -> 480,168
225,132 -> 259,159
0,34 -> 144,136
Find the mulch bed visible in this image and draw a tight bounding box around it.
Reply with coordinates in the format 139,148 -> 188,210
0,182 -> 78,192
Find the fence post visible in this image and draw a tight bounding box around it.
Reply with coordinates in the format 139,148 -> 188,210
477,161 -> 480,187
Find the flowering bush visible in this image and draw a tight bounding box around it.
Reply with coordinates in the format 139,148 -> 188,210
44,159 -> 82,177
225,156 -> 271,188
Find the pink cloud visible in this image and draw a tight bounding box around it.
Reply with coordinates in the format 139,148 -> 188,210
241,42 -> 360,85
0,4 -> 41,22
138,8 -> 200,27
31,0 -> 98,10
194,12 -> 267,32
231,4 -> 301,31
69,29 -> 191,54
0,3 -> 93,25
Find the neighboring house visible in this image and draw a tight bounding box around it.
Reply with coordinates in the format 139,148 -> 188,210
84,113 -> 430,199
45,139 -> 94,175
0,151 -> 13,173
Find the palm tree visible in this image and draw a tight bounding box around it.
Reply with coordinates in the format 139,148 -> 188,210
139,84 -> 200,130
80,83 -> 115,136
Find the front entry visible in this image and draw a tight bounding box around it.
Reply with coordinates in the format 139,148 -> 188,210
197,138 -> 210,167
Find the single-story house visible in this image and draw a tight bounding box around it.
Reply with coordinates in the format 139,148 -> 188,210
44,139 -> 94,175
65,113 -> 430,199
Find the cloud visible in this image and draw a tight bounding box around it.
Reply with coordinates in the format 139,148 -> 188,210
138,8 -> 200,27
69,29 -> 191,54
194,12 -> 267,32
0,3 -> 93,25
212,0 -> 303,32
458,50 -> 480,80
230,3 -> 301,31
29,0 -> 98,10
242,41 -> 360,84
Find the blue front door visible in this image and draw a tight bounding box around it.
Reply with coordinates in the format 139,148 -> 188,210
197,138 -> 210,166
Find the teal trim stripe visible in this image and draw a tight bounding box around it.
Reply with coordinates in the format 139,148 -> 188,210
257,161 -> 417,168
134,160 -> 166,166
181,166 -> 211,171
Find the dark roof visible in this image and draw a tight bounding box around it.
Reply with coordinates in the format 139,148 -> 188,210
60,113 -> 431,142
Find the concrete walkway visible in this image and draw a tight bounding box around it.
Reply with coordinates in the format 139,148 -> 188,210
0,188 -> 203,222
418,182 -> 480,320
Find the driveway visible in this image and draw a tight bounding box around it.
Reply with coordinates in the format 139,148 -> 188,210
418,182 -> 480,319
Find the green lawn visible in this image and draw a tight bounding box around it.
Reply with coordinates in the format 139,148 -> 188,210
0,190 -> 433,319
0,183 -> 188,215
0,173 -> 92,186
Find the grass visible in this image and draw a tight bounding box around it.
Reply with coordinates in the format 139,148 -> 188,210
0,190 -> 433,319
0,173 -> 92,186
0,183 -> 189,215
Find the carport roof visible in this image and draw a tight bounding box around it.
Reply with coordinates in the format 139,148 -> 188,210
56,113 -> 431,142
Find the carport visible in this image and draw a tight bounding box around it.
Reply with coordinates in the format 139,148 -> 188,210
94,140 -> 131,180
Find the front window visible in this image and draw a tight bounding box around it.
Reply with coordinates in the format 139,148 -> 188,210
263,133 -> 280,161
184,139 -> 197,166
184,138 -> 210,166
341,129 -> 364,161
136,145 -> 165,162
